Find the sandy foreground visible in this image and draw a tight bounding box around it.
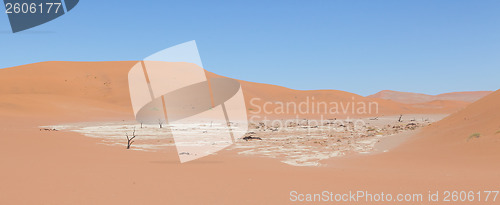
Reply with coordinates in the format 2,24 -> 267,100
1,115 -> 499,205
0,62 -> 499,204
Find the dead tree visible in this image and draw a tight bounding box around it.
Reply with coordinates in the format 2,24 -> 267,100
158,119 -> 164,128
126,127 -> 137,149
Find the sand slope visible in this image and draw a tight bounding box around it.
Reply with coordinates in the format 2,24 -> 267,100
0,61 -> 136,122
0,61 -> 470,122
408,89 -> 500,150
0,61 -> 498,204
207,71 -> 469,119
368,90 -> 492,104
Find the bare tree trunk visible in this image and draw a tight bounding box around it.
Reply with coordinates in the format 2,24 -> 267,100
126,127 -> 137,149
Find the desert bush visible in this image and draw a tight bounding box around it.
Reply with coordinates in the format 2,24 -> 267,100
467,133 -> 480,141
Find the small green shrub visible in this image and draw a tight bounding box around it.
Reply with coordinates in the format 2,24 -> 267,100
467,133 -> 481,141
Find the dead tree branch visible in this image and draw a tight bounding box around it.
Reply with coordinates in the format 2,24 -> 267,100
126,127 -> 137,149
158,119 -> 164,128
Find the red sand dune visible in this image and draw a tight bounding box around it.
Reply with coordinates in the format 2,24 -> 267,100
407,89 -> 500,150
368,90 -> 492,104
1,61 -> 498,204
207,71 -> 470,119
0,61 -> 471,122
0,61 -> 135,122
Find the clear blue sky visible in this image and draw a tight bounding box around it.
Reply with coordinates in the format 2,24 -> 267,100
0,0 -> 498,96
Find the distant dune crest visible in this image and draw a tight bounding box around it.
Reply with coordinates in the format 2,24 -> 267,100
0,61 -> 481,120
367,90 -> 492,104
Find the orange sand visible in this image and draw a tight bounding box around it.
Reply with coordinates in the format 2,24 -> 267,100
0,61 -> 498,204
